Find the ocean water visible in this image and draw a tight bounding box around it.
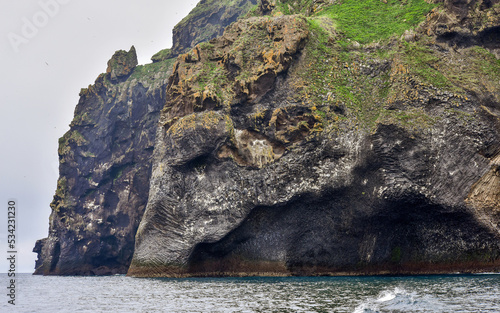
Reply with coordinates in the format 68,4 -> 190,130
2,273 -> 499,312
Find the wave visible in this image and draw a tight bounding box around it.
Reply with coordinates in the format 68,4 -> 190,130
353,286 -> 448,313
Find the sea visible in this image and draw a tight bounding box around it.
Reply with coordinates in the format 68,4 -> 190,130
1,273 -> 499,312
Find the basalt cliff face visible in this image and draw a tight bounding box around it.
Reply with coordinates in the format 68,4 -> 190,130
153,0 -> 258,61
33,47 -> 173,275
128,0 -> 500,277
37,0 -> 500,276
34,0 -> 256,276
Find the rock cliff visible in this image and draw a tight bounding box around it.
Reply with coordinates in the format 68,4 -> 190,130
161,0 -> 259,59
33,47 -> 174,275
34,0 -> 254,275
128,0 -> 500,277
36,0 -> 500,276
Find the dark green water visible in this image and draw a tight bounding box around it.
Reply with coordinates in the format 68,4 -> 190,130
3,273 -> 500,312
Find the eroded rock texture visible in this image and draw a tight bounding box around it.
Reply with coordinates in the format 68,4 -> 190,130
33,48 -> 173,275
36,0 -> 500,277
129,2 -> 500,277
34,0 -> 253,275
168,0 -> 259,58
106,46 -> 139,82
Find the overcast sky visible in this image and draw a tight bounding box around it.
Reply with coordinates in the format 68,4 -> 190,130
0,0 -> 199,273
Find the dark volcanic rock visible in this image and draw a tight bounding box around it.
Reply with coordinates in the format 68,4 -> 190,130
33,52 -> 173,275
167,0 -> 258,58
106,46 -> 138,82
33,0 -> 260,276
128,3 -> 500,277
426,0 -> 500,56
36,0 -> 500,277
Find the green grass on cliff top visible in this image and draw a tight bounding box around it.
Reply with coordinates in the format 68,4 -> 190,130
317,0 -> 436,43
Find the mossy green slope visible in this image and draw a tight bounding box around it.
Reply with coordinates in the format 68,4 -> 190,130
317,0 -> 436,44
272,0 -> 500,133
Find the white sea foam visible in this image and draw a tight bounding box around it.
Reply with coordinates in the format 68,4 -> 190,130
354,287 -> 418,313
353,285 -> 459,313
376,287 -> 402,302
354,287 -> 410,313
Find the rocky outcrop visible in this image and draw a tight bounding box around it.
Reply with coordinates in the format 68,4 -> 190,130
128,15 -> 311,276
128,1 -> 500,277
425,0 -> 500,56
106,46 -> 138,82
33,48 -> 173,275
259,0 -> 277,14
167,0 -> 259,58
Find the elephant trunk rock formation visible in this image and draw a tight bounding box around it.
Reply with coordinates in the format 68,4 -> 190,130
36,0 -> 500,277
128,5 -> 500,277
